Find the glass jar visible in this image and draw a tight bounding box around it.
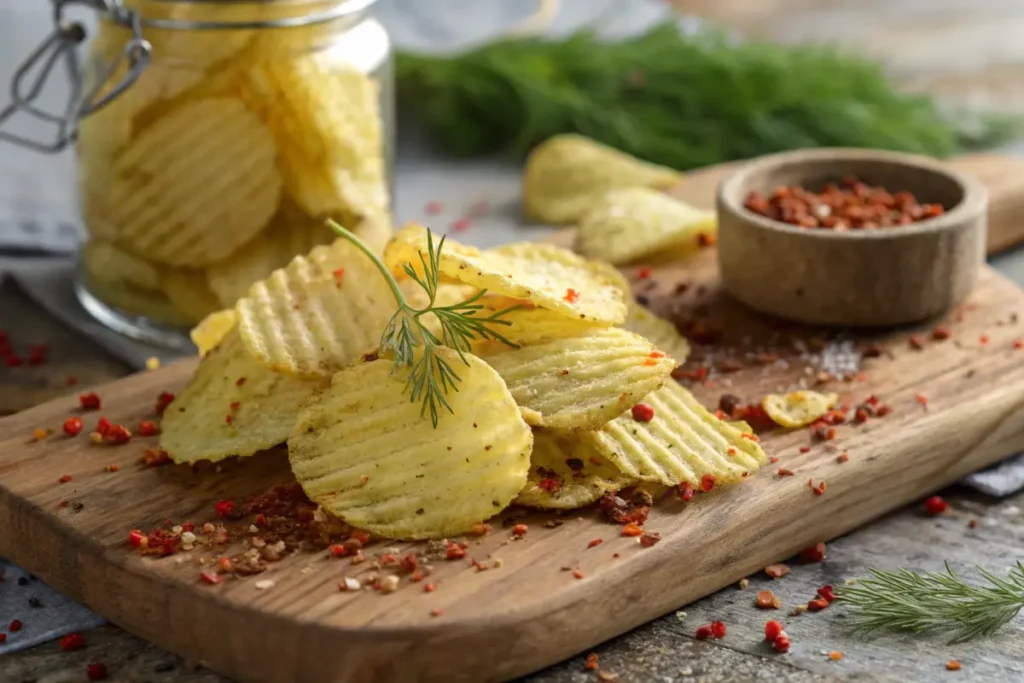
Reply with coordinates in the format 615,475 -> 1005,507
8,0 -> 394,349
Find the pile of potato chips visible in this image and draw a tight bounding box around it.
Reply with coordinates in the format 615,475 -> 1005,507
76,14 -> 390,327
161,225 -> 767,540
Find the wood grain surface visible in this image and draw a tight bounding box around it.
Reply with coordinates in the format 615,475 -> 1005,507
1,247 -> 1023,682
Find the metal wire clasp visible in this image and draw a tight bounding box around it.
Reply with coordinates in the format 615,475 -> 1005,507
0,0 -> 151,153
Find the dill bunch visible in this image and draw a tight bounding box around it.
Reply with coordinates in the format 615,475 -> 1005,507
396,24 -> 1017,170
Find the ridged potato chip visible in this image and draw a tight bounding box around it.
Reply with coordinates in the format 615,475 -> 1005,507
762,391 -> 839,429
108,97 -> 281,267
576,187 -> 717,265
288,351 -> 532,540
191,309 -> 237,356
523,134 -> 682,225
585,381 -> 767,487
83,272 -> 193,328
206,200 -> 337,307
243,58 -> 387,220
475,327 -> 676,431
515,430 -> 634,509
160,330 -> 325,463
161,268 -> 221,323
386,226 -> 628,325
236,239 -> 420,377
624,305 -> 691,365
472,297 -> 600,346
81,241 -> 162,293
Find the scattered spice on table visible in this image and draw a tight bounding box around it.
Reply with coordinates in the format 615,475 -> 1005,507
947,660 -> 962,671
59,632 -> 86,651
765,564 -> 791,579
756,590 -> 781,609
8,619 -> 22,632
79,392 -> 101,411
585,653 -> 599,671
86,662 -> 109,681
800,543 -> 827,563
924,495 -> 949,516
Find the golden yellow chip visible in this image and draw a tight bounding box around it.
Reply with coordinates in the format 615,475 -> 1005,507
576,187 -> 717,265
82,273 -> 193,328
515,430 -> 634,510
161,268 -> 221,323
190,309 -> 237,356
81,241 -> 162,293
762,390 -> 839,429
624,305 -> 691,365
160,330 -> 325,463
206,200 -> 337,307
287,350 -> 532,540
523,134 -> 683,225
235,239 -> 422,377
386,226 -> 628,325
728,420 -> 753,434
470,296 -> 600,346
108,98 -> 281,267
585,381 -> 767,487
475,327 -> 676,431
242,58 -> 387,220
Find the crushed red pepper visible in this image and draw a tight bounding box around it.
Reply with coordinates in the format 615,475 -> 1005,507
924,495 -> 949,516
155,391 -> 175,416
799,543 -> 826,563
756,590 -> 781,609
79,392 -> 101,411
59,633 -> 86,651
631,403 -> 654,422
86,662 -> 109,681
63,417 -> 83,437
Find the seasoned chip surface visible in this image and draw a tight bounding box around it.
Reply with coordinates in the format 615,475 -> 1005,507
108,98 -> 281,267
190,309 -> 237,356
576,187 -> 716,265
235,239 -> 419,377
624,305 -> 691,365
386,226 -> 628,325
762,391 -> 838,428
288,351 -> 532,539
160,330 -> 325,463
472,297 -> 600,346
476,327 -> 676,431
515,430 -> 634,509
523,134 -> 682,225
586,381 -> 766,487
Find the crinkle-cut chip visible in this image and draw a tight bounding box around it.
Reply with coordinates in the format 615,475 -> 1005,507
471,297 -> 599,347
523,134 -> 682,225
191,309 -> 237,356
762,391 -> 839,429
236,239 -> 423,377
108,98 -> 281,267
287,351 -> 532,540
83,272 -> 193,328
475,327 -> 676,431
161,268 -> 221,323
242,58 -> 387,219
81,241 -> 162,292
728,420 -> 753,434
624,305 -> 691,365
386,225 -> 628,325
515,430 -> 634,509
585,381 -> 767,487
206,200 -> 337,307
576,187 -> 717,265
160,330 -> 325,463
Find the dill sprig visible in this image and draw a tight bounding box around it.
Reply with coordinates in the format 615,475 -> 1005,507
327,220 -> 519,427
396,23 -> 1018,169
836,562 -> 1024,643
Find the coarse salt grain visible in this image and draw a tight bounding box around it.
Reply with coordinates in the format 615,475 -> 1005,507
254,579 -> 275,590
341,577 -> 361,591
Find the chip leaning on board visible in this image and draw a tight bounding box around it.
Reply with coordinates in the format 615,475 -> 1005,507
160,222 -> 769,541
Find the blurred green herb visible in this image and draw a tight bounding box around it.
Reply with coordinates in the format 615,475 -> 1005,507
396,24 -> 1018,169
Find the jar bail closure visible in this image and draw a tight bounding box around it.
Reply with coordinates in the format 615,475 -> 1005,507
0,0 -> 151,153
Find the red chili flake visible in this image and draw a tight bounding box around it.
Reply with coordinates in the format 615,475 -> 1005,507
0,633 -> 5,644
31,427 -> 47,441
741,432 -> 760,442
924,495 -> 948,516
563,288 -> 580,304
60,633 -> 86,651
1014,339 -> 1024,350
772,634 -> 790,653
537,477 -> 562,493
947,660 -> 961,671
430,608 -> 443,617
764,564 -> 791,579
63,417 -> 83,437
155,391 -> 175,415
798,446 -> 810,454
764,620 -> 783,641
451,218 -> 471,233
980,334 -> 989,345
908,335 -> 925,350
631,403 -> 655,422
710,621 -> 726,638
512,523 -> 529,536
128,530 -> 146,548
836,452 -> 849,464
225,415 -> 234,425
137,420 -> 158,437
104,464 -> 120,473
26,344 -> 48,365
915,394 -> 928,407
58,474 -> 72,484
199,571 -> 223,586
875,404 -> 893,417
931,325 -> 951,341
854,408 -> 869,424
139,448 -> 171,467
756,590 -> 781,609
214,499 -> 236,518
104,425 -> 132,444
332,268 -> 345,287
424,583 -> 436,593
572,569 -> 585,579
621,523 -> 644,537
445,541 -> 466,560
329,544 -> 348,558
810,479 -> 827,496
79,392 -> 101,410
768,455 -> 777,464
639,531 -> 661,547
678,482 -> 694,501
799,542 -> 826,563
352,530 -> 371,545
95,417 -> 112,437
806,598 -> 829,612
9,619 -> 23,632
817,585 -> 835,603
585,653 -> 599,671
694,625 -> 712,640
217,557 -> 232,573
86,662 -> 109,681
701,474 -> 716,492
636,267 -> 653,280
698,232 -> 717,247
587,538 -> 603,549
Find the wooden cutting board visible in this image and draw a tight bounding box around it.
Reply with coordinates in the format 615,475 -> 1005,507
2,160 -> 1024,683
